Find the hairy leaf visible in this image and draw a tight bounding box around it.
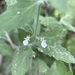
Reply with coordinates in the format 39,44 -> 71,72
0,40 -> 12,55
48,0 -> 68,13
44,61 -> 67,75
37,59 -> 49,73
11,46 -> 32,75
0,0 -> 38,36
40,16 -> 67,44
65,71 -> 73,75
38,41 -> 75,63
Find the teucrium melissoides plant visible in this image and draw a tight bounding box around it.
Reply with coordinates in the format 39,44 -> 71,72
0,0 -> 75,75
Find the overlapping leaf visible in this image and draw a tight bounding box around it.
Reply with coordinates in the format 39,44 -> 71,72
40,16 -> 67,44
38,42 -> 75,63
65,71 -> 73,75
11,46 -> 32,75
48,0 -> 68,13
6,0 -> 17,6
38,16 -> 75,63
0,0 -> 38,36
44,61 -> 67,75
0,40 -> 12,55
36,59 -> 49,73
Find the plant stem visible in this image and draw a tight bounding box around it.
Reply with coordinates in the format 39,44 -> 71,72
5,32 -> 16,49
33,4 -> 40,42
68,63 -> 73,72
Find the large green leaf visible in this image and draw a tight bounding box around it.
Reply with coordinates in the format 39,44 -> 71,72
44,61 -> 67,75
0,0 -> 38,36
38,41 -> 75,63
11,46 -> 32,75
0,40 -> 12,55
40,16 -> 67,44
38,16 -> 75,63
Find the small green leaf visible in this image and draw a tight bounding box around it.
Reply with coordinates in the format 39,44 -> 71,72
0,40 -> 12,55
11,46 -> 32,75
39,16 -> 58,28
37,59 -> 49,73
44,61 -> 67,75
31,58 -> 49,75
65,71 -> 73,75
48,0 -> 68,13
60,17 -> 75,32
66,35 -> 75,52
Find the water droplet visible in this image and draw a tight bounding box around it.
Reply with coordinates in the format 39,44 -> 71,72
15,64 -> 17,66
17,11 -> 20,15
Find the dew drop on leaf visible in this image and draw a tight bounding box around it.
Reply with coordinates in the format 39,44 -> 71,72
15,64 -> 17,66
17,11 -> 20,15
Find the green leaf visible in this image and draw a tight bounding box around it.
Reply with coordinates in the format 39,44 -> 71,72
38,42 -> 75,63
37,59 -> 49,73
66,35 -> 75,52
0,40 -> 12,55
18,28 -> 32,43
2,56 -> 12,75
39,16 -> 58,28
44,61 -> 67,75
65,71 -> 73,75
11,46 -> 32,75
38,16 -> 75,63
31,58 -> 49,75
48,0 -> 68,13
6,0 -> 17,6
40,16 -> 67,44
60,15 -> 75,32
0,0 -> 38,36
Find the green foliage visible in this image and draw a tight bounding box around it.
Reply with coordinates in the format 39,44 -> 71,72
11,46 -> 32,75
0,0 -> 37,35
44,61 -> 67,75
65,71 -> 73,75
0,0 -> 75,75
6,0 -> 17,6
0,40 -> 12,55
36,59 -> 49,73
48,0 -> 68,13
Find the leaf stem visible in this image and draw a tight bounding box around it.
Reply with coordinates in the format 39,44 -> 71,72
33,4 -> 40,42
68,63 -> 73,72
5,32 -> 16,49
